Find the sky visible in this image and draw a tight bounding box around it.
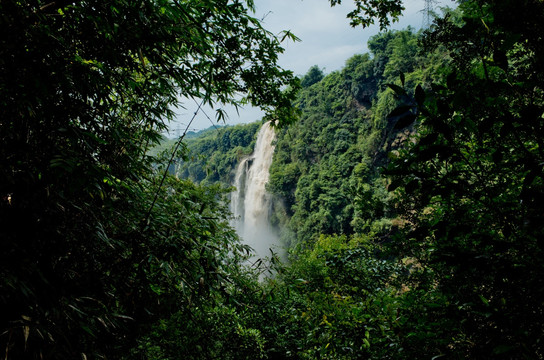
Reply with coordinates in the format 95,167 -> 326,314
168,0 -> 457,135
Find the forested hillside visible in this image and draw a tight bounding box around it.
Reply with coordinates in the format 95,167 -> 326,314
166,2 -> 544,356
179,28 -> 447,246
2,0 -> 544,359
174,122 -> 260,184
268,27 -> 448,246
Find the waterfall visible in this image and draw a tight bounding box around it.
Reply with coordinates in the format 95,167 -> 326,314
231,121 -> 281,260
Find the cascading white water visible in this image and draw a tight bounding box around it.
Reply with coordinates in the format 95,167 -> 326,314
231,157 -> 249,223
231,121 -> 281,260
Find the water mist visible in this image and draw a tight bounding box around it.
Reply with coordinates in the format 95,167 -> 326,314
230,121 -> 282,261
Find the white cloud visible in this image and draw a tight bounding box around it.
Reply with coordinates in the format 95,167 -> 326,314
256,0 -> 368,74
255,0 -> 457,75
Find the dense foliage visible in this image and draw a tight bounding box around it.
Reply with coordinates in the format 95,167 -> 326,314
160,26 -> 449,359
0,0 -> 297,357
165,1 -> 544,357
385,0 -> 544,356
3,0 -> 544,358
268,27 -> 446,247
270,1 -> 544,356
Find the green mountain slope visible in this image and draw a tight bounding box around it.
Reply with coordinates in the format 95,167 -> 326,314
172,28 -> 447,248
268,28 -> 448,246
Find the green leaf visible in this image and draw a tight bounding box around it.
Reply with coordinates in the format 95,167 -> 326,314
279,30 -> 301,43
493,49 -> 508,71
404,179 -> 420,194
415,84 -> 425,105
493,344 -> 515,355
388,179 -> 403,192
388,105 -> 413,118
385,83 -> 407,96
394,113 -> 417,129
418,132 -> 439,147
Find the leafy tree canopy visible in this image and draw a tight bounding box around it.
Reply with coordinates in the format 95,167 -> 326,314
300,65 -> 325,88
0,0 -> 298,357
383,0 -> 544,356
330,0 -> 404,29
